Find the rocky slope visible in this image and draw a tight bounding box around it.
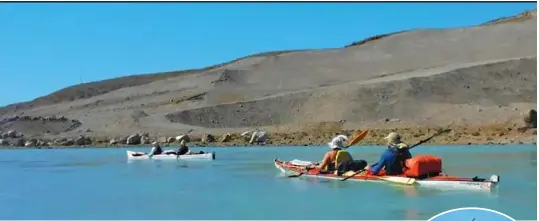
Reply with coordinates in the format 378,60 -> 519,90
0,9 -> 536,147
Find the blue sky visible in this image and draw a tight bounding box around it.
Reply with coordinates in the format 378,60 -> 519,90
0,2 -> 536,106
430,208 -> 515,221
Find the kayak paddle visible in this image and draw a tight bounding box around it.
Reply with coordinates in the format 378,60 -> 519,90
346,130 -> 369,148
288,130 -> 369,178
409,129 -> 451,149
287,168 -> 311,178
340,169 -> 366,181
341,129 -> 451,181
378,176 -> 416,185
341,170 -> 417,184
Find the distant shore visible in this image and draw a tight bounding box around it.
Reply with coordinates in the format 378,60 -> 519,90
0,124 -> 535,149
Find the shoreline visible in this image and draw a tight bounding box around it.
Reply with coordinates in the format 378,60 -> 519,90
0,124 -> 536,149
0,142 -> 536,150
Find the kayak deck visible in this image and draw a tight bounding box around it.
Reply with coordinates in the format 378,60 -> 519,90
274,159 -> 499,191
127,150 -> 216,160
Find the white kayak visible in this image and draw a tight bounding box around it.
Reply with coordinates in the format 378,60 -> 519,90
126,150 -> 216,160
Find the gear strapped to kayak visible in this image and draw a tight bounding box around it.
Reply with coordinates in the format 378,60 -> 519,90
404,155 -> 442,178
341,129 -> 451,182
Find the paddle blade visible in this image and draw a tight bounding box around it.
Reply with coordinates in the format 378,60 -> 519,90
341,169 -> 366,181
379,176 -> 416,185
347,130 -> 369,147
287,173 -> 303,178
287,171 -> 309,178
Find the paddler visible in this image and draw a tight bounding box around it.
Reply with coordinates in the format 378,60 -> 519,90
311,135 -> 367,175
176,140 -> 191,155
366,132 -> 412,176
148,141 -> 163,157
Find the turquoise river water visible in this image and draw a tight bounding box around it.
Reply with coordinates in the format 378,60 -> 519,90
0,145 -> 536,220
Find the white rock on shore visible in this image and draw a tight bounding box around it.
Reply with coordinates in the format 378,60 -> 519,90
175,135 -> 190,143
221,133 -> 231,142
126,134 -> 141,145
249,131 -> 267,144
140,136 -> 151,144
24,139 -> 37,147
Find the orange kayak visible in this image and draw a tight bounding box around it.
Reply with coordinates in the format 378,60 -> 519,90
274,159 -> 499,191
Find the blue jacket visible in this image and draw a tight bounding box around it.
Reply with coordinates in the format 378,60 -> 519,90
370,147 -> 412,175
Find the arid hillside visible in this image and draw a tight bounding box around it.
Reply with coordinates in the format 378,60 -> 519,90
0,9 -> 536,146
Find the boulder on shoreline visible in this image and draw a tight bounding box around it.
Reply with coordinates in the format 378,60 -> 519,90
6,130 -> 18,138
175,135 -> 190,143
54,138 -> 75,146
12,138 -> 24,147
74,135 -> 92,146
126,134 -> 141,145
140,136 -> 151,144
523,109 -> 537,128
24,138 -> 37,147
36,140 -> 49,147
202,134 -> 215,143
221,133 -> 231,142
249,130 -> 267,145
241,131 -> 252,141
166,137 -> 176,143
118,136 -> 128,144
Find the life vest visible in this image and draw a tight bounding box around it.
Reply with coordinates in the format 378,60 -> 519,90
153,146 -> 163,155
382,148 -> 406,175
394,146 -> 412,170
177,145 -> 189,155
404,155 -> 442,177
334,150 -> 353,170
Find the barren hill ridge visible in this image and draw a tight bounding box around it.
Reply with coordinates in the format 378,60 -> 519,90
0,9 -> 536,142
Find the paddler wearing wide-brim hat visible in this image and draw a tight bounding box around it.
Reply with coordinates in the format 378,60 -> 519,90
384,132 -> 409,149
311,135 -> 353,172
328,135 -> 348,149
365,132 -> 413,176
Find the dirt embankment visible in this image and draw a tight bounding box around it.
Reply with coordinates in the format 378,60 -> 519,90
0,9 -> 536,148
166,58 -> 536,128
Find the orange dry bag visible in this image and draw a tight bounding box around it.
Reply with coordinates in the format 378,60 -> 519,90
404,155 -> 442,177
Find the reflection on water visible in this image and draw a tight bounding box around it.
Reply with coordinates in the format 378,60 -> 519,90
399,185 -> 420,197
530,152 -> 537,167
404,209 -> 422,220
